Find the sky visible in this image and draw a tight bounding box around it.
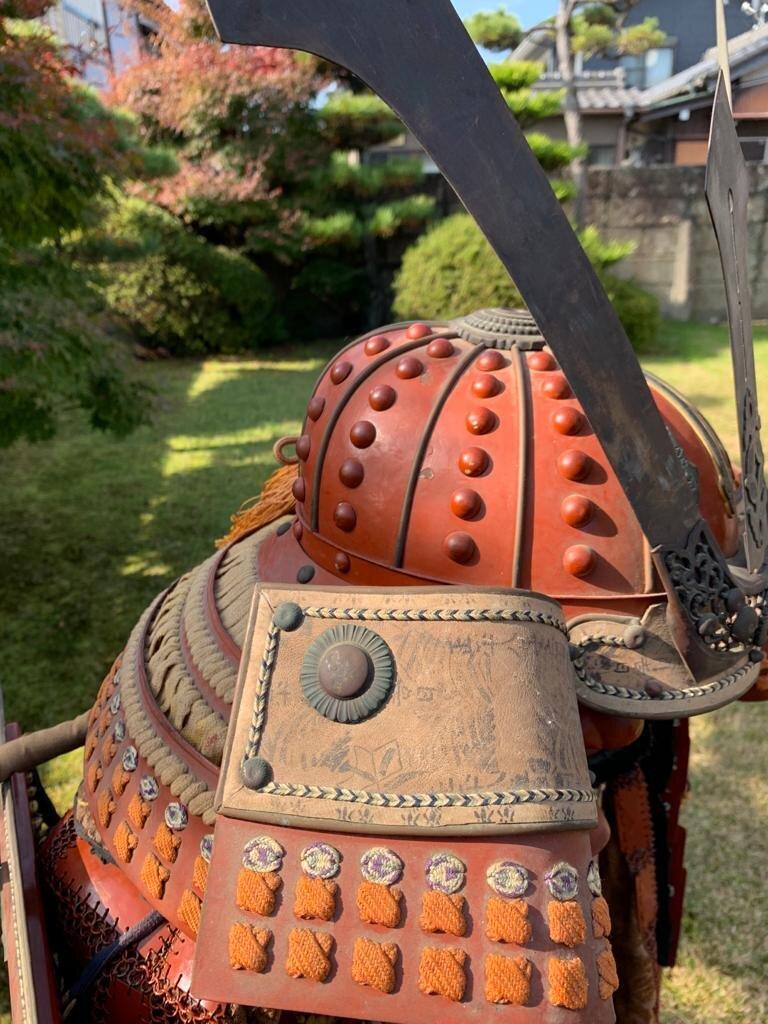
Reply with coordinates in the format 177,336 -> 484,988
452,1 -> 558,29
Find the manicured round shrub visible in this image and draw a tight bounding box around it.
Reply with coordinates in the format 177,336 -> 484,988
80,198 -> 277,355
392,212 -> 660,350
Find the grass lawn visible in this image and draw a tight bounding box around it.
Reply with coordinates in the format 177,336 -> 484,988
0,323 -> 766,1024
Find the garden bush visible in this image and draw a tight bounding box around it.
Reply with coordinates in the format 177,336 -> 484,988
77,199 -> 277,355
0,250 -> 147,446
392,213 -> 660,350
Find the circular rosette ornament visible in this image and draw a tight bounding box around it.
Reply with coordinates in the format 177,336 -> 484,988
243,836 -> 285,874
361,847 -> 403,886
545,861 -> 579,901
300,624 -> 394,723
425,853 -> 465,894
301,842 -> 341,880
486,860 -> 529,898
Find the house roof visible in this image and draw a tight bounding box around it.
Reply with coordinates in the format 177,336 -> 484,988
512,23 -> 768,117
535,70 -> 644,113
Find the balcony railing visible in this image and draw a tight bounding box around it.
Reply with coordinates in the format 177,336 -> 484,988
42,3 -> 110,68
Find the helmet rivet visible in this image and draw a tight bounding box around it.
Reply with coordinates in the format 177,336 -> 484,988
563,544 -> 596,577
551,408 -> 585,435
406,323 -> 431,340
444,532 -> 477,564
339,458 -> 365,488
369,384 -> 396,411
459,447 -> 490,476
451,489 -> 482,520
350,421 -> 376,448
292,477 -> 306,503
334,551 -> 351,574
427,338 -> 454,359
561,494 -> 594,528
527,351 -> 556,371
241,756 -> 272,789
330,360 -> 353,384
296,434 -> 311,460
476,350 -> 506,371
365,334 -> 390,356
471,373 -> 501,399
466,408 -> 497,435
334,502 -> 357,532
297,564 -> 315,584
542,376 -> 572,400
293,520 -> 303,541
396,356 -> 423,379
557,449 -> 591,481
274,602 -> 304,631
318,643 -> 371,699
307,396 -> 325,421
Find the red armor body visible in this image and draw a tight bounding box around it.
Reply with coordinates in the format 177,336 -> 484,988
38,311 -> 747,1024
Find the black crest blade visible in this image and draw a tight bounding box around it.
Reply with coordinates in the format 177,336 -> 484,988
206,0 -> 762,676
705,72 -> 767,575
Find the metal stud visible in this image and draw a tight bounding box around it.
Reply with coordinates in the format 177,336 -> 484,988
350,421 -> 376,448
465,408 -> 496,435
396,356 -> 423,379
297,565 -> 315,584
560,494 -> 594,528
334,502 -> 357,532
292,477 -> 306,502
551,408 -> 585,435
330,361 -> 353,384
296,435 -> 311,460
450,488 -> 482,520
365,335 -> 390,356
406,323 -> 431,340
426,338 -> 454,358
476,349 -> 506,371
369,384 -> 396,411
458,447 -> 490,476
557,450 -> 591,481
444,531 -> 477,564
307,395 -> 325,421
339,458 -> 365,488
542,376 -> 572,400
527,350 -> 556,371
563,544 -> 596,577
471,373 -> 501,398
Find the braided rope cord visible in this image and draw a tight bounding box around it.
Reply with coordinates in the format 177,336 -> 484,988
242,603 -> 595,809
571,641 -> 758,701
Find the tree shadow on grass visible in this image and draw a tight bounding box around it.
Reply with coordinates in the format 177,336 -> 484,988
0,342 -> 337,734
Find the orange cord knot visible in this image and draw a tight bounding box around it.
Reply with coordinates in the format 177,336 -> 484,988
178,889 -> 202,938
294,874 -> 338,922
236,868 -> 281,916
485,954 -> 532,1005
228,923 -> 271,972
548,899 -> 587,948
356,880 -> 402,928
140,853 -> 171,901
114,821 -> 138,863
351,937 -> 398,994
96,790 -> 116,828
486,897 -> 532,945
127,793 -> 151,830
192,855 -> 209,895
153,821 -> 182,863
591,895 -> 612,939
549,956 -> 588,1010
597,945 -> 619,1001
419,890 -> 466,936
418,947 -> 467,1002
285,928 -> 333,982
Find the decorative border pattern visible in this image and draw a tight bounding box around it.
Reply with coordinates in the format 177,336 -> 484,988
571,644 -> 759,702
241,601 -> 594,810
302,605 -> 567,631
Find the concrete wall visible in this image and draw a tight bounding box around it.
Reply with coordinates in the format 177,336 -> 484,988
585,164 -> 768,321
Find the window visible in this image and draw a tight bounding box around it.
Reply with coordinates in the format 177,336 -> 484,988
622,47 -> 675,89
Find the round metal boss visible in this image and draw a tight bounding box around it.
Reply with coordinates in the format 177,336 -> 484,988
300,624 -> 394,723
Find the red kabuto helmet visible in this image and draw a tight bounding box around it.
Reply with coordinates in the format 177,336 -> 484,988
38,305 -> 751,1024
